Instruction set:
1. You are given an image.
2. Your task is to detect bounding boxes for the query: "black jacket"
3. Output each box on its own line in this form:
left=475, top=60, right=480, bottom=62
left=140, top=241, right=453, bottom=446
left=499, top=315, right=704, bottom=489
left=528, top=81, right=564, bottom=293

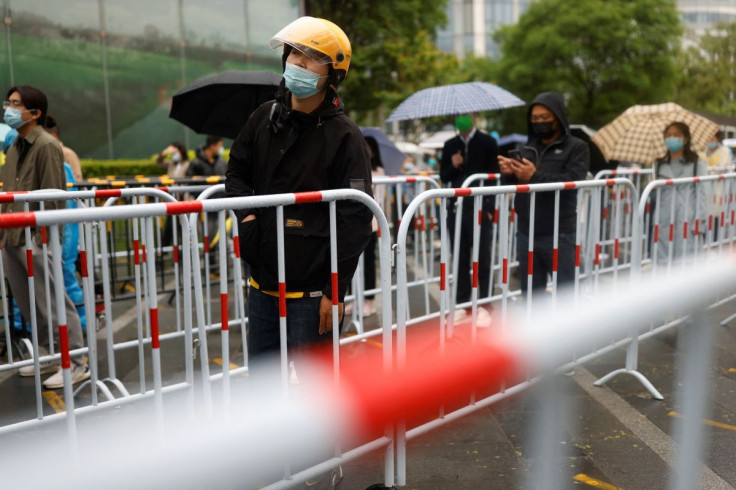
left=187, top=147, right=228, bottom=177
left=439, top=129, right=499, bottom=218
left=502, top=92, right=589, bottom=235
left=225, top=87, right=372, bottom=302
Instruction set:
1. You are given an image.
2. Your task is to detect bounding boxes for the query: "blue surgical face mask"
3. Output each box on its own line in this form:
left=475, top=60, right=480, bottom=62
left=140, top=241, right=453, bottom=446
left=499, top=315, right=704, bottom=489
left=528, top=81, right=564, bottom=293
left=172, top=152, right=182, bottom=163
left=707, top=141, right=719, bottom=151
left=283, top=62, right=326, bottom=99
left=217, top=147, right=224, bottom=157
left=665, top=137, right=683, bottom=153
left=3, top=108, right=26, bottom=129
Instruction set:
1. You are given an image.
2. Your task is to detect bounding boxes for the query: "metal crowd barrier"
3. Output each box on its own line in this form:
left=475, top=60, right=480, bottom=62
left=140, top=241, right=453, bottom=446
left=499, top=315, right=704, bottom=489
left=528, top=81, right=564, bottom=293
left=0, top=188, right=396, bottom=489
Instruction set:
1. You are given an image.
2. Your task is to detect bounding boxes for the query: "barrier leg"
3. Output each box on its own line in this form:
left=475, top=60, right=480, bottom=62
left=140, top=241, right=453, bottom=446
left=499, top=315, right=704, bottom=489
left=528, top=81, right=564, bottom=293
left=593, top=336, right=663, bottom=400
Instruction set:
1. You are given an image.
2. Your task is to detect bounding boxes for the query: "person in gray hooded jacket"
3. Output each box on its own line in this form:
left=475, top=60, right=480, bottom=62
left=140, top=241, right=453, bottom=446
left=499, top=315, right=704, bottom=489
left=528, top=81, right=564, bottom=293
left=498, top=91, right=589, bottom=294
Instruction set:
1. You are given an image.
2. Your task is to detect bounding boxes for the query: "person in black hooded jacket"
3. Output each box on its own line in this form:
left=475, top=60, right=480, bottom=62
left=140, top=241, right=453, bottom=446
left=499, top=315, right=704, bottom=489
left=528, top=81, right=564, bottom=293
left=225, top=17, right=372, bottom=365
left=498, top=91, right=589, bottom=294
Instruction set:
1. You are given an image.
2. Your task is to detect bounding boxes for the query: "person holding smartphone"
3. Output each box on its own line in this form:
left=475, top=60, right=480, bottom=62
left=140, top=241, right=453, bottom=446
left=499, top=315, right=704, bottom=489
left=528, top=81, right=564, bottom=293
left=498, top=91, right=589, bottom=297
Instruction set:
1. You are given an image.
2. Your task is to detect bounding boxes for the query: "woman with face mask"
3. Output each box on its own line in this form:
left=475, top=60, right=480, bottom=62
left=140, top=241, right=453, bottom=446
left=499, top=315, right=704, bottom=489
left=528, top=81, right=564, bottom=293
left=156, top=141, right=189, bottom=179
left=653, top=121, right=708, bottom=264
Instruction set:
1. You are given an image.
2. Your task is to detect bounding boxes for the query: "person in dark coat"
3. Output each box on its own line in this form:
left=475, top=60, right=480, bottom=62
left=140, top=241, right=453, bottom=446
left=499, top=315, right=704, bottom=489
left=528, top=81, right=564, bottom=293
left=225, top=17, right=372, bottom=367
left=498, top=91, right=589, bottom=294
left=440, top=114, right=499, bottom=320
left=187, top=135, right=227, bottom=177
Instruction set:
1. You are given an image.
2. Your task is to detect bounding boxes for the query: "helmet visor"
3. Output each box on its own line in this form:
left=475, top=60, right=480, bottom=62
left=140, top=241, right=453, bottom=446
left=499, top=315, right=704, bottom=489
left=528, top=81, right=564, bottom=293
left=269, top=16, right=339, bottom=65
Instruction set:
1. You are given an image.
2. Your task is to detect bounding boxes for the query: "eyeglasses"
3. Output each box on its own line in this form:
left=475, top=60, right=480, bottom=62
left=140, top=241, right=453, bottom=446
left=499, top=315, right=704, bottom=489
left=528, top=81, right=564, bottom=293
left=2, top=100, right=24, bottom=110
left=530, top=115, right=554, bottom=123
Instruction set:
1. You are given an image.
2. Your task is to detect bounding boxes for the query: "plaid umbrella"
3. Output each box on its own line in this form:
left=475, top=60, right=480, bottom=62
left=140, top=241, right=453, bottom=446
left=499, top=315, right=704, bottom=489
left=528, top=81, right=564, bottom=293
left=385, top=82, right=525, bottom=122
left=591, top=103, right=720, bottom=165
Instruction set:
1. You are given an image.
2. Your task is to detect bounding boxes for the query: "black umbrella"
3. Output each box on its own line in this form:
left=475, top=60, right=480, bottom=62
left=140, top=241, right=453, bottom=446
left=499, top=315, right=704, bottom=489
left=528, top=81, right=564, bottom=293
left=569, top=124, right=611, bottom=175
left=170, top=70, right=282, bottom=139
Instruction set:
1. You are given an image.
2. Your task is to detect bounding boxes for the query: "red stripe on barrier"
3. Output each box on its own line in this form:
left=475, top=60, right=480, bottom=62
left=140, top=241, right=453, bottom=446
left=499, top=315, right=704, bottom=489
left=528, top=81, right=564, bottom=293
left=722, top=212, right=726, bottom=227
left=279, top=283, right=286, bottom=318
left=94, top=189, right=122, bottom=199
left=693, top=176, right=701, bottom=183
left=150, top=308, right=160, bottom=349
left=510, top=209, right=515, bottom=223
left=430, top=218, right=436, bottom=230
left=440, top=263, right=446, bottom=291
left=165, top=201, right=203, bottom=215
left=615, top=238, right=619, bottom=259
left=595, top=244, right=600, bottom=266
left=80, top=250, right=88, bottom=278
left=204, top=235, right=210, bottom=253
left=563, top=182, right=576, bottom=190
left=603, top=207, right=608, bottom=220
left=575, top=244, right=580, bottom=268
left=294, top=191, right=323, bottom=204
left=174, top=244, right=180, bottom=263
left=502, top=258, right=508, bottom=284
left=552, top=248, right=558, bottom=272
left=493, top=209, right=499, bottom=224
left=718, top=174, right=725, bottom=180
left=142, top=245, right=147, bottom=263
left=59, top=325, right=71, bottom=369
left=516, top=185, right=530, bottom=193
left=0, top=194, right=15, bottom=203
left=646, top=202, right=651, bottom=214
left=0, top=212, right=36, bottom=229
left=683, top=222, right=688, bottom=239
left=232, top=237, right=240, bottom=259
left=477, top=210, right=482, bottom=226
left=134, top=239, right=140, bottom=265
left=406, top=177, right=417, bottom=183
left=654, top=225, right=659, bottom=243
left=156, top=186, right=169, bottom=193
left=421, top=215, right=426, bottom=231
left=527, top=251, right=533, bottom=275
left=377, top=226, right=381, bottom=238
left=625, top=203, right=630, bottom=215
left=695, top=220, right=700, bottom=236
left=454, top=188, right=472, bottom=197
left=665, top=179, right=674, bottom=186
left=669, top=223, right=674, bottom=242
left=41, top=227, right=47, bottom=244
left=221, top=293, right=229, bottom=331
left=606, top=179, right=615, bottom=186
left=487, top=173, right=498, bottom=180
left=331, top=272, right=339, bottom=306
left=610, top=170, right=618, bottom=175
left=26, top=249, right=33, bottom=277
left=472, top=261, right=478, bottom=288
left=732, top=210, right=735, bottom=226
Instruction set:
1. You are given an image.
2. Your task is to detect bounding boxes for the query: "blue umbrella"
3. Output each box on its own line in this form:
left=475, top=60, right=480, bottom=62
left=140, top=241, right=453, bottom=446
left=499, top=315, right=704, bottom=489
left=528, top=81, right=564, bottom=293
left=386, top=82, right=525, bottom=122
left=360, top=127, right=406, bottom=176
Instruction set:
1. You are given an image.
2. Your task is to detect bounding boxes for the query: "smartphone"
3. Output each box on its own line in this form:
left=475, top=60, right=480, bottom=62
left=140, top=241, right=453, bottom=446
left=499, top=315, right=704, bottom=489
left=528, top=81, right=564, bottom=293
left=508, top=149, right=522, bottom=161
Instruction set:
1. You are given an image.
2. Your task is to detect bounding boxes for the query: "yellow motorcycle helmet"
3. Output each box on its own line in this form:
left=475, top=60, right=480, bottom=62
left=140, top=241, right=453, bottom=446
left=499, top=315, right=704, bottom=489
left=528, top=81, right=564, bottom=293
left=270, top=16, right=351, bottom=85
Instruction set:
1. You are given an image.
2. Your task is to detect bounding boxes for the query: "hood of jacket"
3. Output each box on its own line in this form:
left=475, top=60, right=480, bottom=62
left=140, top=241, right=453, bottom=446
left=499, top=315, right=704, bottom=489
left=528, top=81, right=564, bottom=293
left=527, top=91, right=570, bottom=141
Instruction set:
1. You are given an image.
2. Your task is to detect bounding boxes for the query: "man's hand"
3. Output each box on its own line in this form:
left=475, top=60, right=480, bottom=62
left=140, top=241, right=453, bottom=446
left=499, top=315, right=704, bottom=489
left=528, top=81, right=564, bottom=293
left=319, top=295, right=344, bottom=335
left=451, top=150, right=464, bottom=169
left=510, top=157, right=536, bottom=182
left=497, top=156, right=515, bottom=175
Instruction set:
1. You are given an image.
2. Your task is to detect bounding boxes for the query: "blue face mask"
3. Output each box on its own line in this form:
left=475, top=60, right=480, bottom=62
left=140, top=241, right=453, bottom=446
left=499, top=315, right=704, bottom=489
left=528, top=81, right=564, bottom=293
left=3, top=108, right=26, bottom=129
left=707, top=142, right=719, bottom=151
left=665, top=137, right=683, bottom=153
left=172, top=152, right=181, bottom=163
left=217, top=146, right=224, bottom=157
left=283, top=62, right=326, bottom=99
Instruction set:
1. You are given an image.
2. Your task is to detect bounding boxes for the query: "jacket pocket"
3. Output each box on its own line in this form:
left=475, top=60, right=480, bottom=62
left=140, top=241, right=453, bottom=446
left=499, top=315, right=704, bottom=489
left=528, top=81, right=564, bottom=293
left=238, top=219, right=259, bottom=267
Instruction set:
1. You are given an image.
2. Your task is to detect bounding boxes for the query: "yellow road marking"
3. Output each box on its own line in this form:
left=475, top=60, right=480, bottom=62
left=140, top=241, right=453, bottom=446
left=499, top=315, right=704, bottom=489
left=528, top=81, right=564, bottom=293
left=668, top=411, right=736, bottom=431
left=212, top=358, right=240, bottom=370
left=343, top=333, right=383, bottom=349
left=573, top=473, right=621, bottom=489
left=42, top=391, right=66, bottom=414
left=123, top=283, right=136, bottom=293
left=728, top=368, right=736, bottom=373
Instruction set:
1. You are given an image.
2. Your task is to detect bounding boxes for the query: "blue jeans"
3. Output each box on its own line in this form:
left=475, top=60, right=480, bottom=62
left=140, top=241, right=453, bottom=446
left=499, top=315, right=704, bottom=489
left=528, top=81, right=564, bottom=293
left=517, top=232, right=576, bottom=294
left=247, top=286, right=331, bottom=373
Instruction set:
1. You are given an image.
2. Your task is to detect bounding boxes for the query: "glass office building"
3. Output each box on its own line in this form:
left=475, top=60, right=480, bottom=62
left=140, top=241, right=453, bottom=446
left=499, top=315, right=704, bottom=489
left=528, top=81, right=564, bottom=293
left=0, top=0, right=298, bottom=158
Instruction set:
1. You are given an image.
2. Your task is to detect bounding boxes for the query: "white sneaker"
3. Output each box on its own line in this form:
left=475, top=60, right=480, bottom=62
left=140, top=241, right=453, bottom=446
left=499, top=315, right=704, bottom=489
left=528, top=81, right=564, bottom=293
left=452, top=308, right=469, bottom=324
left=42, top=364, right=91, bottom=389
left=18, top=359, right=58, bottom=377
left=474, top=307, right=494, bottom=328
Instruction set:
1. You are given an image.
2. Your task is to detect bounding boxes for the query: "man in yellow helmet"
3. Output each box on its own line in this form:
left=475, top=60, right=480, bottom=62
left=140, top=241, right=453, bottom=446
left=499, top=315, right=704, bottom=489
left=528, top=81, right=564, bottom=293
left=225, top=17, right=372, bottom=373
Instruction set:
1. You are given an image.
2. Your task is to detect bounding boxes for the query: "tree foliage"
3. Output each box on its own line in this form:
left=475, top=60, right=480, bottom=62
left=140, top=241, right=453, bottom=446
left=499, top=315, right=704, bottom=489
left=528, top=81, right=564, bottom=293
left=675, top=22, right=736, bottom=117
left=305, top=0, right=455, bottom=125
left=493, top=0, right=682, bottom=129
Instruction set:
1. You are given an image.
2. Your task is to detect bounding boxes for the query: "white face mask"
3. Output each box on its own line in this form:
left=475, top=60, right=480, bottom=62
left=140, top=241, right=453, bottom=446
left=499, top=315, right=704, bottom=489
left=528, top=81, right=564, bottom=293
left=217, top=147, right=224, bottom=157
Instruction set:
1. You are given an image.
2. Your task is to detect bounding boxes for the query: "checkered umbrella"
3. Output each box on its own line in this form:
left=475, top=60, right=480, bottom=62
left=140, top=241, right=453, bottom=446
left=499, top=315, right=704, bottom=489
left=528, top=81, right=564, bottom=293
left=385, top=82, right=525, bottom=122
left=591, top=103, right=719, bottom=165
